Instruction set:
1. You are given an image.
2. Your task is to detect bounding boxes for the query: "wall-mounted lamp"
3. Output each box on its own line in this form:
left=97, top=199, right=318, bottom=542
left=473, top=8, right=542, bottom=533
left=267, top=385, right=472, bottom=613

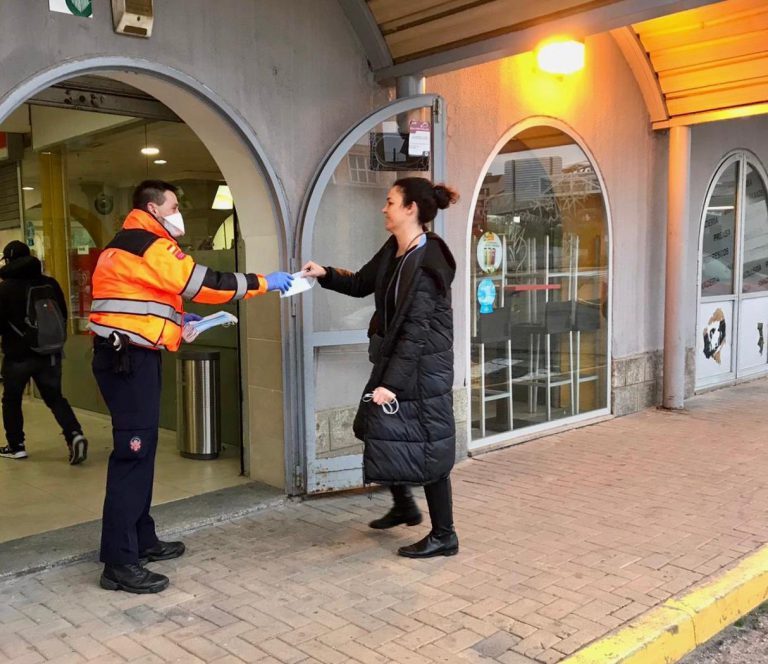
left=536, top=39, right=585, bottom=75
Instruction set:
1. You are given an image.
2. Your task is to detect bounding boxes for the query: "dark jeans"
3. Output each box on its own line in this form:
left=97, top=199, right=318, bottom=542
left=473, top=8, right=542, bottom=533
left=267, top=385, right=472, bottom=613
left=93, top=339, right=161, bottom=565
left=391, top=477, right=454, bottom=537
left=1, top=354, right=81, bottom=450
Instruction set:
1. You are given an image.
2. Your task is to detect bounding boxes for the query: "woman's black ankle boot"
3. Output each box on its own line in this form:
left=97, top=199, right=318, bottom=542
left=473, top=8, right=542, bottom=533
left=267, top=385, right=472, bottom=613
left=369, top=486, right=423, bottom=529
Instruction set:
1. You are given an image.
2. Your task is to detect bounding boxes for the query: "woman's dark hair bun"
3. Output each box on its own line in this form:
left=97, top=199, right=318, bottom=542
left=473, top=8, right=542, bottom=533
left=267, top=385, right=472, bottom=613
left=433, top=184, right=459, bottom=210
left=393, top=177, right=459, bottom=227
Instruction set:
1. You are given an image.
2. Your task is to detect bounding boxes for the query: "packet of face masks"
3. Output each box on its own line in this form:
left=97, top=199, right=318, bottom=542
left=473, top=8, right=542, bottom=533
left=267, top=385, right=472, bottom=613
left=182, top=311, right=238, bottom=343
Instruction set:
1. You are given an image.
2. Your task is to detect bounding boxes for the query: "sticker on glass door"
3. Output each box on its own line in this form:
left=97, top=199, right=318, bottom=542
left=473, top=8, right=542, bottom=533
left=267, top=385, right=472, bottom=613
left=697, top=302, right=732, bottom=382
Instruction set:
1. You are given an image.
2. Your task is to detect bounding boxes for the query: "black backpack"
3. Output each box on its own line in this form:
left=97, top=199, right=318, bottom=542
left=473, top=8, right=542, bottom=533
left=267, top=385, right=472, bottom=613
left=9, top=283, right=67, bottom=355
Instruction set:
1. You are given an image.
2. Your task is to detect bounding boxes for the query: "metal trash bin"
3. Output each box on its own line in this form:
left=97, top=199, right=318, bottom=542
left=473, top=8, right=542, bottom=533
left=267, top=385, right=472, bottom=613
left=176, top=349, right=221, bottom=459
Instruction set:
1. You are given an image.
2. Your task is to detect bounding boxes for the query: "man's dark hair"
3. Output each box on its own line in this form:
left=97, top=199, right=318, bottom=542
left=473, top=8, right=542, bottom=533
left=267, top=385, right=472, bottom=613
left=132, top=180, right=178, bottom=211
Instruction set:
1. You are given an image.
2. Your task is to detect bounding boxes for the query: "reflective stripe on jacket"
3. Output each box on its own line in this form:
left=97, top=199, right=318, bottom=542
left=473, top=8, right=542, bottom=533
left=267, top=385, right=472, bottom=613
left=88, top=209, right=267, bottom=351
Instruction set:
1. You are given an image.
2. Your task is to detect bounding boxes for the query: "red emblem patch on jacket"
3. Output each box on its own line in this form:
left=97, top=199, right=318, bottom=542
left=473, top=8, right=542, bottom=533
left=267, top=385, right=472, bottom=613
left=129, top=437, right=142, bottom=453
left=165, top=244, right=185, bottom=260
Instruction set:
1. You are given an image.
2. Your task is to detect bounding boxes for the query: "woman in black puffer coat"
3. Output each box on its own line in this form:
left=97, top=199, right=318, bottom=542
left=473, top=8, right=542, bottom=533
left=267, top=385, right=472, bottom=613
left=303, top=177, right=459, bottom=558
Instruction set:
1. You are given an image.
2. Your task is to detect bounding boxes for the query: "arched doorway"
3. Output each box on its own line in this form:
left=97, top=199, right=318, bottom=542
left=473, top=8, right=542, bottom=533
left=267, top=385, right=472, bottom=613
left=0, top=62, right=292, bottom=540
left=467, top=121, right=612, bottom=449
left=696, top=152, right=768, bottom=389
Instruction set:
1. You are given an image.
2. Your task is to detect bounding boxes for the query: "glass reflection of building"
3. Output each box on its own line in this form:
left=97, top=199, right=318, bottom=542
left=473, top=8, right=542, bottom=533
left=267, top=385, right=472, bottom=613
left=470, top=127, right=609, bottom=441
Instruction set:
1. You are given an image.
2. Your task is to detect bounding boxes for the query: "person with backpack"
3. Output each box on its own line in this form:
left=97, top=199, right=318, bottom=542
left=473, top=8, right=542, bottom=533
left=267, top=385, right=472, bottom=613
left=0, top=240, right=88, bottom=464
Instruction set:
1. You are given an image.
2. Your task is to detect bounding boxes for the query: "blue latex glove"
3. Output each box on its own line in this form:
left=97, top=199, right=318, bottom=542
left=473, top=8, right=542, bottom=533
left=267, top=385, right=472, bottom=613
left=265, top=271, right=294, bottom=294
left=183, top=312, right=203, bottom=325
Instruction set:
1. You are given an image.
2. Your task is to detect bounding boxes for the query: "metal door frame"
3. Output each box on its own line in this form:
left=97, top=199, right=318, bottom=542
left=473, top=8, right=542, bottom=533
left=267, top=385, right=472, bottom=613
left=295, top=94, right=445, bottom=493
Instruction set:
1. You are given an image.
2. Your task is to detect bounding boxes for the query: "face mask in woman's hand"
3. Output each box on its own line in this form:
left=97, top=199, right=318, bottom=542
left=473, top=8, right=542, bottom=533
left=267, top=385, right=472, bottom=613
left=362, top=393, right=399, bottom=415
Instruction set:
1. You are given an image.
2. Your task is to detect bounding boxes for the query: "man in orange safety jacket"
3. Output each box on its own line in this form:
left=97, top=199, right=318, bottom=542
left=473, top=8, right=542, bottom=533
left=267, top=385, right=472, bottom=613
left=90, top=180, right=292, bottom=594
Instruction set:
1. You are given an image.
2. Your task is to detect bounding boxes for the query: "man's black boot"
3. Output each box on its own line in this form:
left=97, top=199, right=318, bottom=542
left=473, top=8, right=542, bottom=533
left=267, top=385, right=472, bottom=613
left=397, top=531, right=459, bottom=558
left=100, top=564, right=169, bottom=594
left=139, top=540, right=185, bottom=562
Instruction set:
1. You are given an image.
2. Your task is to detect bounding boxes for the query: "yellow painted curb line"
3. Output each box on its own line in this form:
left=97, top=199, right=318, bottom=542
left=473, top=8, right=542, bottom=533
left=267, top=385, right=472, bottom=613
left=563, top=545, right=768, bottom=663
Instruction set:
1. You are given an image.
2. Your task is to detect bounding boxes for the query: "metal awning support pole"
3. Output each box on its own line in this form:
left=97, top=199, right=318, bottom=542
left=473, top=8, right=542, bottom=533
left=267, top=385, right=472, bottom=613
left=663, top=125, right=691, bottom=409
left=396, top=76, right=425, bottom=98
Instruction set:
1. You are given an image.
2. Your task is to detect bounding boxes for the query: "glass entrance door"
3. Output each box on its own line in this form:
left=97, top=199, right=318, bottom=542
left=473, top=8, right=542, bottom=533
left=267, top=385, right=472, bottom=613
left=697, top=153, right=768, bottom=388
left=298, top=95, right=444, bottom=493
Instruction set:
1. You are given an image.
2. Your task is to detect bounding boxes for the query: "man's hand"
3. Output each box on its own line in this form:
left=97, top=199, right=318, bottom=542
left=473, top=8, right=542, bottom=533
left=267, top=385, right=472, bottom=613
left=265, top=272, right=294, bottom=294
left=182, top=312, right=203, bottom=325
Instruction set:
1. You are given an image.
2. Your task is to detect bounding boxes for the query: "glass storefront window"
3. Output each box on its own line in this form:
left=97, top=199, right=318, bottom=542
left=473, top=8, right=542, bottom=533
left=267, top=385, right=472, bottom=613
left=741, top=164, right=768, bottom=294
left=470, top=126, right=609, bottom=441
left=701, top=162, right=738, bottom=297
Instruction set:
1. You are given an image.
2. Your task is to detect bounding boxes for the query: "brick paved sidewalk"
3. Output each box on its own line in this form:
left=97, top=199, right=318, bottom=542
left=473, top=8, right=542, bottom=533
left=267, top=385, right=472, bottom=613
left=3, top=379, right=768, bottom=663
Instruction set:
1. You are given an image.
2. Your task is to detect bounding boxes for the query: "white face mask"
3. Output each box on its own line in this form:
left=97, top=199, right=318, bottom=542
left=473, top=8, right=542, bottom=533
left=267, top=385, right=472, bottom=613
left=162, top=211, right=185, bottom=238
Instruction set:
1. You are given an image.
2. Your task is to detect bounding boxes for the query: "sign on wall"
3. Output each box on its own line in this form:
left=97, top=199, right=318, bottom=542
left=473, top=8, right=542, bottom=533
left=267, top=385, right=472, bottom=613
left=49, top=0, right=93, bottom=18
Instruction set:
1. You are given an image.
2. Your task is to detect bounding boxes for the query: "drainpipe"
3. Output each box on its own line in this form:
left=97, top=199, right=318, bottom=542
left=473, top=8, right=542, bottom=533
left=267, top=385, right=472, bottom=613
left=663, top=125, right=691, bottom=409
left=396, top=75, right=425, bottom=98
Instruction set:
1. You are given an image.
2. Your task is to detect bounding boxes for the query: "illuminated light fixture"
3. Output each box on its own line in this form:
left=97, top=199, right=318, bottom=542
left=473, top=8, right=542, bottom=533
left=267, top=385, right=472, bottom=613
left=21, top=186, right=34, bottom=191
left=211, top=184, right=234, bottom=210
left=707, top=205, right=734, bottom=210
left=141, top=146, right=160, bottom=156
left=536, top=39, right=585, bottom=75
left=153, top=159, right=167, bottom=165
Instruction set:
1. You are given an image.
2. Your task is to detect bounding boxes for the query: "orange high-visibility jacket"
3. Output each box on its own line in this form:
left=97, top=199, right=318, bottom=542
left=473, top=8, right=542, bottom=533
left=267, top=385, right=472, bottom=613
left=88, top=209, right=267, bottom=351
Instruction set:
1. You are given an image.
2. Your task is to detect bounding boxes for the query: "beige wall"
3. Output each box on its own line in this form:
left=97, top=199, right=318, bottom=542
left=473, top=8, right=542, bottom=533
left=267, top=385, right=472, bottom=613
left=0, top=227, right=22, bottom=250
left=244, top=294, right=285, bottom=488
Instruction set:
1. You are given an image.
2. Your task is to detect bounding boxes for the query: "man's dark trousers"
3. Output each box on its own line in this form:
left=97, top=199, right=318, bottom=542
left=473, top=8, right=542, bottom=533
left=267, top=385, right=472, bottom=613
left=1, top=354, right=81, bottom=450
left=93, top=339, right=162, bottom=565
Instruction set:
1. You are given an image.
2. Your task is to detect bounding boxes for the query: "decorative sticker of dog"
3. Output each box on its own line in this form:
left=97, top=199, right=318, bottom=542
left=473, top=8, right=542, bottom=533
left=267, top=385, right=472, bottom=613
left=702, top=308, right=727, bottom=364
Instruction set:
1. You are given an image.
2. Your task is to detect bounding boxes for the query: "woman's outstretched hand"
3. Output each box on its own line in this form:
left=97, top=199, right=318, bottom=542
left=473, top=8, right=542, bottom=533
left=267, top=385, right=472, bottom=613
left=302, top=261, right=327, bottom=278
left=372, top=386, right=396, bottom=405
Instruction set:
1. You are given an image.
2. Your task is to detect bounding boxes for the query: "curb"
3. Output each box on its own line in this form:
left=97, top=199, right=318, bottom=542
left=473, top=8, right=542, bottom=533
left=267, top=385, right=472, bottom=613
left=563, top=545, right=768, bottom=663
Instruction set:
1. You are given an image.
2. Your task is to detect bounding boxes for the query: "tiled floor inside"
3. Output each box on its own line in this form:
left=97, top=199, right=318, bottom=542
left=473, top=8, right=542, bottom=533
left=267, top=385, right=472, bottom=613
left=0, top=398, right=247, bottom=543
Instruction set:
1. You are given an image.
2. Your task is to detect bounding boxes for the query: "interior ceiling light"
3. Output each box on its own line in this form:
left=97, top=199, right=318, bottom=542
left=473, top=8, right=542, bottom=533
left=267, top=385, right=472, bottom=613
left=21, top=186, right=34, bottom=191
left=153, top=159, right=167, bottom=165
left=211, top=184, right=234, bottom=210
left=536, top=39, right=585, bottom=75
left=141, top=146, right=160, bottom=156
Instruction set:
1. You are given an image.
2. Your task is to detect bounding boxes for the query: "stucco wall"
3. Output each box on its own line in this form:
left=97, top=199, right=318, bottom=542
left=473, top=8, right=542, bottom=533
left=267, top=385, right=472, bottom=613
left=427, top=32, right=667, bottom=391
left=0, top=1, right=384, bottom=219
